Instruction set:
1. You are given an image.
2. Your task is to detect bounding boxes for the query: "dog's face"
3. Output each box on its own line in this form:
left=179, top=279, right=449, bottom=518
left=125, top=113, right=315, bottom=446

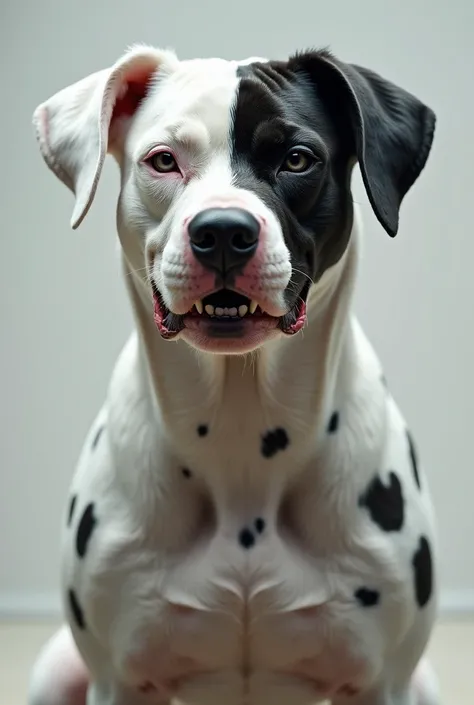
left=120, top=56, right=354, bottom=353
left=34, top=47, right=435, bottom=354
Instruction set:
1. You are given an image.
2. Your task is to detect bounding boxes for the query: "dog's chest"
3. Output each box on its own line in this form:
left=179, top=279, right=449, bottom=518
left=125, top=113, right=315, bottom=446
left=70, top=341, right=430, bottom=701
left=86, top=458, right=403, bottom=703
left=81, top=387, right=412, bottom=699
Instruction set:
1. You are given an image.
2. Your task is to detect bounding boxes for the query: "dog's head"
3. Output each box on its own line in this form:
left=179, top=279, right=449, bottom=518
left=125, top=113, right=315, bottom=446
left=34, top=46, right=435, bottom=354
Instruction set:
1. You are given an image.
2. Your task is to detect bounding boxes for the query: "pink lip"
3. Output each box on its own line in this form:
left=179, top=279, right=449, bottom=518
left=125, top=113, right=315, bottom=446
left=153, top=292, right=180, bottom=339
left=287, top=300, right=307, bottom=334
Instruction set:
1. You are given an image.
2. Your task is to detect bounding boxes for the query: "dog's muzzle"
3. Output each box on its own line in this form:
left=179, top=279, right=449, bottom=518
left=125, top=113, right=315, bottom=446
left=188, top=207, right=260, bottom=281
left=152, top=206, right=308, bottom=347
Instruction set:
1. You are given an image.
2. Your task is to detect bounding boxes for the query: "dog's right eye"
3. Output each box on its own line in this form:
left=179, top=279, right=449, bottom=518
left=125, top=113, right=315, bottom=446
left=148, top=151, right=179, bottom=173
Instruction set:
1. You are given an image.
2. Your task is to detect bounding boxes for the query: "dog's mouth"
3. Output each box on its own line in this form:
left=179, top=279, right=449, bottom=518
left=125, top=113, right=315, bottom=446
left=152, top=285, right=308, bottom=341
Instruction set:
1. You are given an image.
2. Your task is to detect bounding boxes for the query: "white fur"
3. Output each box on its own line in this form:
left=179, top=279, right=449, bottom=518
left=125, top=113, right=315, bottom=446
left=30, top=48, right=440, bottom=705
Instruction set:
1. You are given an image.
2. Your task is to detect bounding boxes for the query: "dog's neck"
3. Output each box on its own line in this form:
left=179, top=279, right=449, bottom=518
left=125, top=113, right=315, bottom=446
left=120, top=214, right=360, bottom=446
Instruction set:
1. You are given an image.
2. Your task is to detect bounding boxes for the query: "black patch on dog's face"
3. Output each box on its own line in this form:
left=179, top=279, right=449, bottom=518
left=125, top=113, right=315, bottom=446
left=261, top=428, right=289, bottom=458
left=182, top=467, right=192, bottom=478
left=197, top=424, right=208, bottom=437
left=68, top=589, right=86, bottom=629
left=412, top=536, right=433, bottom=608
left=76, top=503, right=97, bottom=558
left=359, top=471, right=404, bottom=532
left=354, top=587, right=380, bottom=607
left=232, top=62, right=354, bottom=310
left=231, top=52, right=436, bottom=303
left=67, top=495, right=77, bottom=527
left=255, top=517, right=265, bottom=533
left=407, top=430, right=421, bottom=490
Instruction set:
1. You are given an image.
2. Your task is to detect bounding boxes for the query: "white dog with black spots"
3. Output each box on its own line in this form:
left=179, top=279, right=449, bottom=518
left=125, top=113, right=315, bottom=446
left=29, top=45, right=440, bottom=705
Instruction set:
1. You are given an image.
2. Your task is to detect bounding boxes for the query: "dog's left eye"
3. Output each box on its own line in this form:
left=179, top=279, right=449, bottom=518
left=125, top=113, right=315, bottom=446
left=148, top=151, right=179, bottom=173
left=280, top=148, right=316, bottom=174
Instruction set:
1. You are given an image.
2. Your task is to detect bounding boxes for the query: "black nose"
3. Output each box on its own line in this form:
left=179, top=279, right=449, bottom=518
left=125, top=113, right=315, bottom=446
left=188, top=208, right=260, bottom=276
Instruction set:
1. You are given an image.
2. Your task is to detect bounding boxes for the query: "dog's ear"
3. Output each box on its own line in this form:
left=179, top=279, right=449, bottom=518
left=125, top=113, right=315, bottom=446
left=289, top=50, right=436, bottom=236
left=33, top=45, right=178, bottom=229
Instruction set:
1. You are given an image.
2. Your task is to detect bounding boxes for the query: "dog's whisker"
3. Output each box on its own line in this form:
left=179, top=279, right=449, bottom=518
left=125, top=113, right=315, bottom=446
left=291, top=268, right=315, bottom=286
left=123, top=265, right=151, bottom=279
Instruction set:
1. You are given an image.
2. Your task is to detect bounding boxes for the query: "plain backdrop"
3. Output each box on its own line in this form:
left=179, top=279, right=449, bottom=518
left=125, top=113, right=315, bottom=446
left=1, top=0, right=473, bottom=617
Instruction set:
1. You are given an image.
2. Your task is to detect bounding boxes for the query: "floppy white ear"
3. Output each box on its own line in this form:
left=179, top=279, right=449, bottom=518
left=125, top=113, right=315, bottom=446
left=33, top=45, right=178, bottom=229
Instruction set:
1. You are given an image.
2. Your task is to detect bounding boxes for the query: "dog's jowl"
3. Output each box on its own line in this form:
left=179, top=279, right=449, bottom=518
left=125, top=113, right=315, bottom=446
left=29, top=46, right=440, bottom=705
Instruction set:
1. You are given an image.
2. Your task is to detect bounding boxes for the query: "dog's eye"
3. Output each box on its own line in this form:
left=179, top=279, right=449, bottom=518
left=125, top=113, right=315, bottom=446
left=149, top=151, right=178, bottom=173
left=280, top=149, right=315, bottom=174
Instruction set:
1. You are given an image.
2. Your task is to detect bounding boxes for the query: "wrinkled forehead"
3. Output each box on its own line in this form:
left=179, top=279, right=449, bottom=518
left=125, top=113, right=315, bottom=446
left=132, top=56, right=272, bottom=152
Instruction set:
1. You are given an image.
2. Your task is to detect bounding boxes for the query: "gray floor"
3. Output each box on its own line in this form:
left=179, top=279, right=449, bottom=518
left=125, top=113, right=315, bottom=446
left=1, top=619, right=472, bottom=704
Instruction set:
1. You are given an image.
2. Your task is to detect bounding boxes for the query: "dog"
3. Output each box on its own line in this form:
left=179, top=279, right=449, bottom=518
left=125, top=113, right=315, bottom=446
left=29, top=45, right=439, bottom=705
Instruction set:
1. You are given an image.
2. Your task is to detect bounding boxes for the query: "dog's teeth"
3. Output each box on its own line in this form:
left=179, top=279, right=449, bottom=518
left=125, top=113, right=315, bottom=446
left=249, top=300, right=258, bottom=314
left=195, top=300, right=203, bottom=314
left=204, top=303, right=251, bottom=318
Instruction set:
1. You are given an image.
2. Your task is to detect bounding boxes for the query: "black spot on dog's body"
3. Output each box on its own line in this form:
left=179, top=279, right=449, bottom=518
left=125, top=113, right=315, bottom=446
left=197, top=424, right=208, bottom=437
left=255, top=517, right=265, bottom=533
left=355, top=587, right=380, bottom=607
left=328, top=411, right=339, bottom=433
left=412, top=536, right=433, bottom=608
left=67, top=495, right=77, bottom=527
left=238, top=528, right=256, bottom=549
left=92, top=425, right=104, bottom=450
left=76, top=503, right=97, bottom=558
left=261, top=428, right=289, bottom=458
left=407, top=430, right=421, bottom=490
left=359, top=471, right=404, bottom=532
left=182, top=467, right=192, bottom=478
left=68, top=589, right=86, bottom=629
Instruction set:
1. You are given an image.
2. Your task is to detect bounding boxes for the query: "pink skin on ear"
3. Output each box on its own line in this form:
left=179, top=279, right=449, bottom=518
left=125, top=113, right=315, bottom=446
left=113, top=68, right=155, bottom=118
left=108, top=69, right=157, bottom=150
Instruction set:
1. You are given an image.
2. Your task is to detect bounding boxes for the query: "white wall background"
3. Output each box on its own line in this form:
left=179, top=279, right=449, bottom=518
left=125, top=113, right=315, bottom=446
left=1, top=0, right=473, bottom=617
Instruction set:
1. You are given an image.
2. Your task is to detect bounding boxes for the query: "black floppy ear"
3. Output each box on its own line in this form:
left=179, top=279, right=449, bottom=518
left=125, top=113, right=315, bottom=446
left=289, top=51, right=436, bottom=236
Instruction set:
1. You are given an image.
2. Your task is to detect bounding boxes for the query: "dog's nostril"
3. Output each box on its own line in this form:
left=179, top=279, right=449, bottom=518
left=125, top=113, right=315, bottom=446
left=194, top=230, right=216, bottom=251
left=231, top=229, right=258, bottom=251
